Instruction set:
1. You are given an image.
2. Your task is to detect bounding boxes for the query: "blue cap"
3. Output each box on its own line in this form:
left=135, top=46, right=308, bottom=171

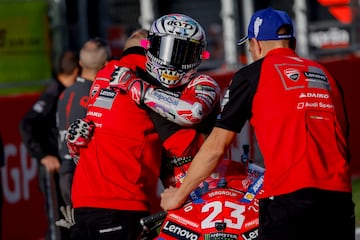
left=237, top=7, right=294, bottom=45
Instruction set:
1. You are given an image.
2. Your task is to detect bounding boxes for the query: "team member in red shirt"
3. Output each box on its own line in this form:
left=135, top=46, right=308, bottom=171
left=67, top=15, right=221, bottom=240
left=161, top=8, right=355, bottom=240
left=57, top=37, right=111, bottom=207
left=67, top=29, right=159, bottom=240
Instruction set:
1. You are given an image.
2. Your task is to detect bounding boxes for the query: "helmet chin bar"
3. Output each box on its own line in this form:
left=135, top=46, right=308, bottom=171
left=146, top=55, right=196, bottom=89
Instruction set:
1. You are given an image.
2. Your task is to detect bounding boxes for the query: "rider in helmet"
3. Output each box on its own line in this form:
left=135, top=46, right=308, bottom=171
left=123, top=14, right=222, bottom=187
left=67, top=14, right=222, bottom=189
left=122, top=14, right=220, bottom=127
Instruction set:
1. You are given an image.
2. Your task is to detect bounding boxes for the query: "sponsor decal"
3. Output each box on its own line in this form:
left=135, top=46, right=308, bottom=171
left=241, top=228, right=258, bottom=240
left=299, top=92, right=329, bottom=99
left=204, top=232, right=238, bottom=240
left=284, top=68, right=300, bottom=81
left=93, top=89, right=116, bottom=109
left=87, top=111, right=102, bottom=118
left=250, top=176, right=263, bottom=193
left=244, top=219, right=258, bottom=229
left=304, top=71, right=327, bottom=82
left=243, top=192, right=255, bottom=201
left=319, top=102, right=334, bottom=109
left=240, top=175, right=263, bottom=203
left=189, top=181, right=210, bottom=201
left=304, top=67, right=330, bottom=90
left=165, top=19, right=195, bottom=37
left=296, top=101, right=334, bottom=110
left=171, top=156, right=193, bottom=167
left=168, top=213, right=199, bottom=228
left=90, top=83, right=102, bottom=98
left=166, top=20, right=194, bottom=30
left=162, top=220, right=200, bottom=240
left=277, top=65, right=329, bottom=91
left=150, top=89, right=180, bottom=105
left=99, top=89, right=116, bottom=98
left=208, top=190, right=237, bottom=198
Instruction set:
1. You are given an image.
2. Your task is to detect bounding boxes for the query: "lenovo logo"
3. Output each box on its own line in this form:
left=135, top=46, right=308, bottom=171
left=241, top=228, right=258, bottom=240
left=162, top=220, right=200, bottom=240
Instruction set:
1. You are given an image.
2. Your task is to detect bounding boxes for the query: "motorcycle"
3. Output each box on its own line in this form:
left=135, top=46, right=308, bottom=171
left=139, top=145, right=265, bottom=240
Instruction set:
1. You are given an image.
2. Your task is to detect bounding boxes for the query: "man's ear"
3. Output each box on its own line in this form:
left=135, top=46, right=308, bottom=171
left=253, top=39, right=264, bottom=58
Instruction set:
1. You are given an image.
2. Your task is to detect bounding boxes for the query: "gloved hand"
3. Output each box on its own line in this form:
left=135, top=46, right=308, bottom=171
left=55, top=205, right=75, bottom=229
left=128, top=79, right=150, bottom=105
left=66, top=118, right=95, bottom=164
left=109, top=66, right=149, bottom=104
left=110, top=66, right=137, bottom=93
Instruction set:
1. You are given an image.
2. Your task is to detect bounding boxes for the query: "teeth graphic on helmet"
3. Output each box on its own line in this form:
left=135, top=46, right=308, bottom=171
left=161, top=73, right=179, bottom=81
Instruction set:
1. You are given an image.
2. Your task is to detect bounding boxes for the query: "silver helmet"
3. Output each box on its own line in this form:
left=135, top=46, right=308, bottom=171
left=145, top=14, right=208, bottom=88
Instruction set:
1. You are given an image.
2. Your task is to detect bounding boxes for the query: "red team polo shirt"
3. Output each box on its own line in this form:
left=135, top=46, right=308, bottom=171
left=71, top=47, right=163, bottom=211
left=216, top=48, right=351, bottom=198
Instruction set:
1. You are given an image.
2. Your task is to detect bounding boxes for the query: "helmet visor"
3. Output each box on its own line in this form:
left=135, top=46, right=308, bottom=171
left=147, top=34, right=204, bottom=70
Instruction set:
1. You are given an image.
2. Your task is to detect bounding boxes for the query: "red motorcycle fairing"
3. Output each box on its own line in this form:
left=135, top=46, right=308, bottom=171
left=156, top=161, right=264, bottom=240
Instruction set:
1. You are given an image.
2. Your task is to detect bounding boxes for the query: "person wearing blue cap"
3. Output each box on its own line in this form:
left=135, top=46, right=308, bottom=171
left=160, top=7, right=355, bottom=240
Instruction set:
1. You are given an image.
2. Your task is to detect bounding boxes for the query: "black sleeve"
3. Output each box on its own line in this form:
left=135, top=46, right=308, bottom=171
left=215, top=61, right=261, bottom=133
left=19, top=80, right=64, bottom=162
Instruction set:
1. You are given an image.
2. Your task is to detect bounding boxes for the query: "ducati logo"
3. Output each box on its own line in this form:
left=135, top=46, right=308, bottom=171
left=284, top=68, right=300, bottom=81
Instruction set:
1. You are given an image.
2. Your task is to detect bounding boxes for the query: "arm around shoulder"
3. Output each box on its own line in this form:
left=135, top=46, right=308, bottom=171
left=160, top=127, right=236, bottom=210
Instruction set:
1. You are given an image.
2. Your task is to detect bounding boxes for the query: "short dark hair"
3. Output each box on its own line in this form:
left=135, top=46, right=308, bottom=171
left=58, top=50, right=79, bottom=74
left=87, top=37, right=111, bottom=60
